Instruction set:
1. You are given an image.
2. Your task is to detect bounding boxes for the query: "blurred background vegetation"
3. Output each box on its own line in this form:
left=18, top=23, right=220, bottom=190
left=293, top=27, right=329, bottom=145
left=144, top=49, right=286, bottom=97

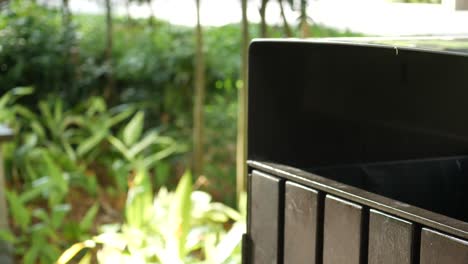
left=0, top=0, right=360, bottom=263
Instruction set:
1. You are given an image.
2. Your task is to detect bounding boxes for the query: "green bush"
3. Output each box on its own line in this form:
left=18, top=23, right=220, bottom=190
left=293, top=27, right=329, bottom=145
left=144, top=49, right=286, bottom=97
left=57, top=172, right=245, bottom=264
left=0, top=88, right=244, bottom=264
left=0, top=1, right=83, bottom=102
left=0, top=89, right=184, bottom=263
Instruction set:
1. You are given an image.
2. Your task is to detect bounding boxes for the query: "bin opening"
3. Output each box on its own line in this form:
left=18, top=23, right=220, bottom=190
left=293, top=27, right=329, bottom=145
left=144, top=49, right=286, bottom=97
left=248, top=40, right=468, bottom=224
left=308, top=156, right=468, bottom=222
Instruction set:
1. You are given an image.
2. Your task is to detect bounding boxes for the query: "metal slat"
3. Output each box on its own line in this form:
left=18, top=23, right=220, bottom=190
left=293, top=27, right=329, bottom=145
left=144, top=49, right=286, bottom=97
left=283, top=181, right=320, bottom=264
left=250, top=170, right=283, bottom=264
left=420, top=228, right=468, bottom=264
left=368, top=209, right=414, bottom=264
left=323, top=195, right=364, bottom=264
left=248, top=161, right=468, bottom=240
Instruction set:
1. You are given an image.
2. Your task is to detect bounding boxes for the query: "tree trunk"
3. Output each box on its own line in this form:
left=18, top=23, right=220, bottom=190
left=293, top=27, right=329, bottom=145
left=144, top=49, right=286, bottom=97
left=104, top=0, right=114, bottom=101
left=278, top=0, right=292, bottom=37
left=300, top=20, right=310, bottom=38
left=125, top=0, right=132, bottom=23
left=236, top=0, right=249, bottom=201
left=193, top=0, right=205, bottom=178
left=299, top=0, right=310, bottom=38
left=62, top=0, right=81, bottom=100
left=62, top=0, right=71, bottom=28
left=62, top=0, right=72, bottom=70
left=259, top=0, right=268, bottom=38
left=148, top=0, right=155, bottom=26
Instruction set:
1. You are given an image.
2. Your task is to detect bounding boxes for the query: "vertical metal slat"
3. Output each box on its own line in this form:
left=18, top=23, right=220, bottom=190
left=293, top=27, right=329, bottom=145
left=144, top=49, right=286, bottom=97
left=250, top=170, right=283, bottom=264
left=323, top=195, right=364, bottom=264
left=368, top=209, right=414, bottom=264
left=420, top=228, right=468, bottom=264
left=283, top=181, right=319, bottom=264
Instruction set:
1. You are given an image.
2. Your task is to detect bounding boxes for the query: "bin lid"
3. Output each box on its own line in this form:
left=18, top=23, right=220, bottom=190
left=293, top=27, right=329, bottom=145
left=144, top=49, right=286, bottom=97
left=248, top=39, right=468, bottom=167
left=320, top=36, right=468, bottom=54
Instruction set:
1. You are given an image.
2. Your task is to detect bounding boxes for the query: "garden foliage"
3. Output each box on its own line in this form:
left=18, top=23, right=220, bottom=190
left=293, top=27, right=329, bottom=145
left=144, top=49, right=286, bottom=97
left=0, top=1, right=360, bottom=262
left=57, top=172, right=246, bottom=264
left=0, top=88, right=184, bottom=263
left=0, top=0, right=359, bottom=203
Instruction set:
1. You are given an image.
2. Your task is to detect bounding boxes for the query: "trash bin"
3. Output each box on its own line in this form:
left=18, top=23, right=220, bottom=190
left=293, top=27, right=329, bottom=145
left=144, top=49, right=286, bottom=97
left=244, top=39, right=468, bottom=264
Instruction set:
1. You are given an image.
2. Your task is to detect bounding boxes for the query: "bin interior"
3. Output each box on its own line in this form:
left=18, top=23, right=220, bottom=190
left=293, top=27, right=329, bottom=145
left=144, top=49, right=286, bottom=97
left=248, top=40, right=468, bottom=223
left=308, top=156, right=468, bottom=222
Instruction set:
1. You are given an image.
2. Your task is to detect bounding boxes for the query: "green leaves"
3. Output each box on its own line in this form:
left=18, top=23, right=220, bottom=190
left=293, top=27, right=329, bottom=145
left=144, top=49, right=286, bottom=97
left=0, top=87, right=34, bottom=126
left=123, top=111, right=145, bottom=146
left=0, top=87, right=33, bottom=109
left=56, top=240, right=96, bottom=264
left=108, top=110, right=182, bottom=181
left=0, top=91, right=145, bottom=264
left=51, top=204, right=72, bottom=229
left=165, top=171, right=192, bottom=262
left=109, top=132, right=161, bottom=161
left=76, top=129, right=107, bottom=157
left=5, top=191, right=31, bottom=231
left=42, top=152, right=68, bottom=207
left=125, top=169, right=153, bottom=229
left=80, top=203, right=100, bottom=232
left=57, top=171, right=244, bottom=264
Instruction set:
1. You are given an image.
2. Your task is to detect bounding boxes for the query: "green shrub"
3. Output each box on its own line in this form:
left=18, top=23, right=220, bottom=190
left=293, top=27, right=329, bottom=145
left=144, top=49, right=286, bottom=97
left=0, top=89, right=184, bottom=263
left=57, top=172, right=246, bottom=264
left=0, top=1, right=82, bottom=102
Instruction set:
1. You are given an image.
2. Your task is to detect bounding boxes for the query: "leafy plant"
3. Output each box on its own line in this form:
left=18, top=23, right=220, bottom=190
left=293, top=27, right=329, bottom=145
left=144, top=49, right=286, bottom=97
left=0, top=90, right=183, bottom=263
left=108, top=110, right=182, bottom=167
left=57, top=172, right=246, bottom=264
left=107, top=109, right=185, bottom=192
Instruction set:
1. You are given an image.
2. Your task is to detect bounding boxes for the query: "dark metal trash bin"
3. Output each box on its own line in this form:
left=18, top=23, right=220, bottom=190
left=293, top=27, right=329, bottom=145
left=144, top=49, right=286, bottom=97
left=244, top=39, right=468, bottom=264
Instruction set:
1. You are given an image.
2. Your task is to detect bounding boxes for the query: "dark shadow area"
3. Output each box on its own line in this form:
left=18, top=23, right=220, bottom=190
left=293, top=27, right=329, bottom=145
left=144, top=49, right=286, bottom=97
left=308, top=156, right=468, bottom=222
left=248, top=40, right=468, bottom=223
